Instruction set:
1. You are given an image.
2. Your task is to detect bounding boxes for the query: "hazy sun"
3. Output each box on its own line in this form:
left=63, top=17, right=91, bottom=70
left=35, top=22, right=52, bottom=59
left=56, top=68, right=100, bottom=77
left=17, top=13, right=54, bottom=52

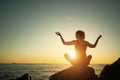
left=70, top=53, right=76, bottom=59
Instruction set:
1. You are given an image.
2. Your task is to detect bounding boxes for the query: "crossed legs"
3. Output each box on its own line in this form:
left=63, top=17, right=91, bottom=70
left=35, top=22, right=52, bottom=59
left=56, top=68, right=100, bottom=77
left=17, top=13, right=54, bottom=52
left=64, top=53, right=92, bottom=66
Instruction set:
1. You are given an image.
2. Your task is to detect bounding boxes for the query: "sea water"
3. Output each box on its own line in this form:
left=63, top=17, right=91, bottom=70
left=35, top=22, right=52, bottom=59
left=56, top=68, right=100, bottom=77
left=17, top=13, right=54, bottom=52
left=0, top=64, right=105, bottom=80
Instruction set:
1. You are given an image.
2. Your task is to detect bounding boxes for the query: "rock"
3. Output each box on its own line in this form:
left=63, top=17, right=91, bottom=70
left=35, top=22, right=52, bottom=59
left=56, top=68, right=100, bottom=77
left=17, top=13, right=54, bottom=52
left=49, top=66, right=98, bottom=80
left=11, top=73, right=34, bottom=80
left=98, top=58, right=120, bottom=80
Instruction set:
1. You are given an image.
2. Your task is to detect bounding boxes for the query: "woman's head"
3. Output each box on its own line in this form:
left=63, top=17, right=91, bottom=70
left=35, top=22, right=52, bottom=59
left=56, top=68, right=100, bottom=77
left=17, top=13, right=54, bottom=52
left=76, top=30, right=85, bottom=40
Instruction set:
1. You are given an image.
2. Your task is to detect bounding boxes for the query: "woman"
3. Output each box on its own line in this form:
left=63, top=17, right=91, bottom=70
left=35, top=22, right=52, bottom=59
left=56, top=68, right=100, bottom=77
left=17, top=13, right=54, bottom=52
left=56, top=30, right=102, bottom=66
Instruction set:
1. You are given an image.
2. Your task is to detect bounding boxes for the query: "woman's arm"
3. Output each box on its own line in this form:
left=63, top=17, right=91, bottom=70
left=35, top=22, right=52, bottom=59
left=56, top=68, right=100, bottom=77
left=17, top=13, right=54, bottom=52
left=55, top=32, right=75, bottom=45
left=87, top=35, right=102, bottom=48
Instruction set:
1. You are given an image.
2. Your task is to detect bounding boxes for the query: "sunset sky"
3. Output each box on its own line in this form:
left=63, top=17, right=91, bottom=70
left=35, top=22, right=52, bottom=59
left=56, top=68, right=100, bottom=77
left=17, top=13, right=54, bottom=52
left=0, top=0, right=120, bottom=64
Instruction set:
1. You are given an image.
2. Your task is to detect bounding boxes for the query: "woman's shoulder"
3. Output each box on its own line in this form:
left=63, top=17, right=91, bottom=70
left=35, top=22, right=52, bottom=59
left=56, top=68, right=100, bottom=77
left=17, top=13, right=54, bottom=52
left=84, top=40, right=89, bottom=44
left=71, top=40, right=78, bottom=43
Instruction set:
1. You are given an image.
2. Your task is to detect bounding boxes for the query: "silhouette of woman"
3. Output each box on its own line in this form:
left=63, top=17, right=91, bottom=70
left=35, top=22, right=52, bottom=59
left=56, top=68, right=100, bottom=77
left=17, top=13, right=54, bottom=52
left=56, top=30, right=102, bottom=66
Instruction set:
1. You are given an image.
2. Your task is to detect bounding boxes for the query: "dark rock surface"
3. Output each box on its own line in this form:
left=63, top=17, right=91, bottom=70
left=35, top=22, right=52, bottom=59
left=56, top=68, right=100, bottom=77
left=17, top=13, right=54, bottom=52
left=11, top=73, right=34, bottom=80
left=49, top=66, right=98, bottom=80
left=49, top=58, right=120, bottom=80
left=98, top=58, right=120, bottom=80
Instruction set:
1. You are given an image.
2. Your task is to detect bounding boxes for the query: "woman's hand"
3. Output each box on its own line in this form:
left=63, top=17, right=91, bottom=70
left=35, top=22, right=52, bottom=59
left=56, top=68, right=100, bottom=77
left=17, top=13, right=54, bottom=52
left=55, top=32, right=61, bottom=36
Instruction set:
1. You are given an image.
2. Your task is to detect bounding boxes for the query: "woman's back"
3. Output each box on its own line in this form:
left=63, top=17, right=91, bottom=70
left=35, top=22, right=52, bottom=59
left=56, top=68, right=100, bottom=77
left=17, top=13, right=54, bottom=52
left=75, top=40, right=87, bottom=60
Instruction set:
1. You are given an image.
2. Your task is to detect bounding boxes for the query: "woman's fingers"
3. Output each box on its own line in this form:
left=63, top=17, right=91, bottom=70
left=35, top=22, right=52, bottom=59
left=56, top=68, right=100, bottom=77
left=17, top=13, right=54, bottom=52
left=55, top=32, right=61, bottom=36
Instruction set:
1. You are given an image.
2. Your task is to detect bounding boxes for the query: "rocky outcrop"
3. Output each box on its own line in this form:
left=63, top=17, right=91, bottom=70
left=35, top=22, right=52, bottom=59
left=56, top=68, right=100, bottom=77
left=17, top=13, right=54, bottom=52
left=49, top=66, right=98, bottom=80
left=49, top=58, right=120, bottom=80
left=98, top=58, right=120, bottom=80
left=11, top=73, right=34, bottom=80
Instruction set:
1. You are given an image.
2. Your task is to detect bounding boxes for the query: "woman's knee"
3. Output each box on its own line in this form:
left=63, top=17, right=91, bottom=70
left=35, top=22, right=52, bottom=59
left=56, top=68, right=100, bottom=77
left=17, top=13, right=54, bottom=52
left=88, top=55, right=92, bottom=59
